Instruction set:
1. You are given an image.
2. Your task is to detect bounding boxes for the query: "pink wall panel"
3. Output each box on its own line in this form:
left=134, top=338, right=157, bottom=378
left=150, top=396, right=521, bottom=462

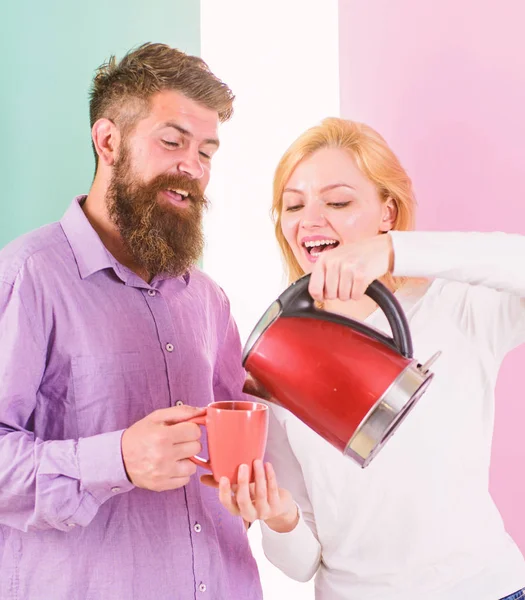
left=339, top=0, right=525, bottom=551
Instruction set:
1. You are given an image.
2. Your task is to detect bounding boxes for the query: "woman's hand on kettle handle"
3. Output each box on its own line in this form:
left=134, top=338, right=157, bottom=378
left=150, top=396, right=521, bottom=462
left=216, top=460, right=299, bottom=533
left=309, top=233, right=395, bottom=302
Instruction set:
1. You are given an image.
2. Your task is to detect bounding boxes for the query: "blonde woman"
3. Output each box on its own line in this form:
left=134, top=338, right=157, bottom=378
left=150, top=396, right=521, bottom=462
left=215, top=118, right=525, bottom=600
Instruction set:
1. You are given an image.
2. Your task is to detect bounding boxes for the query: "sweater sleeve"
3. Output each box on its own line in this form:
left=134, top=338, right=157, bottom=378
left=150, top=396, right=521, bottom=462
left=260, top=406, right=322, bottom=582
left=390, top=230, right=525, bottom=356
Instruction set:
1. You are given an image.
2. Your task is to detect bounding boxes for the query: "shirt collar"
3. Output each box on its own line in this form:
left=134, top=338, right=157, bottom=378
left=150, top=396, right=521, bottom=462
left=60, top=196, right=116, bottom=280
left=60, top=196, right=191, bottom=286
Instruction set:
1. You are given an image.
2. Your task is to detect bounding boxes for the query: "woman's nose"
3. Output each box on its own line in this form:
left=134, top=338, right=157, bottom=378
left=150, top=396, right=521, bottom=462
left=301, top=202, right=326, bottom=228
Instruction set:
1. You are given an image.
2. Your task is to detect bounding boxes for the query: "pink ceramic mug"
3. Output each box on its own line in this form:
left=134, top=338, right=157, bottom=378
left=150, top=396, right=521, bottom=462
left=187, top=400, right=268, bottom=484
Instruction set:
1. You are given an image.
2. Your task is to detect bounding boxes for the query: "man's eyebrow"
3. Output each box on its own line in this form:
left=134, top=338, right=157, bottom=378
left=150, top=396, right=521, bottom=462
left=162, top=122, right=220, bottom=147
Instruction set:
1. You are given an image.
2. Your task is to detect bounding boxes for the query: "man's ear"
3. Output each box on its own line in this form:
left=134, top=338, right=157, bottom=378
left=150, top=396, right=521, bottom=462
left=379, top=196, right=398, bottom=233
left=92, top=118, right=120, bottom=167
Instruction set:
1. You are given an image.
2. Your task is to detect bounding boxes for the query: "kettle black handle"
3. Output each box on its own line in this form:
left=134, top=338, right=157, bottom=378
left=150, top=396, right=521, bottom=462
left=279, top=274, right=413, bottom=359
left=364, top=280, right=413, bottom=358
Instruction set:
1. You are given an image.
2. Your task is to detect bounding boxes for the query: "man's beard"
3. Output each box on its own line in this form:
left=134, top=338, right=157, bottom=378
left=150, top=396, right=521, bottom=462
left=106, top=146, right=206, bottom=278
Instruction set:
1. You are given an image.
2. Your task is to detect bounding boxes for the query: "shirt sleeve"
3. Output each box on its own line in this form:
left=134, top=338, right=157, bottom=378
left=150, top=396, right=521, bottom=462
left=212, top=291, right=249, bottom=401
left=260, top=406, right=322, bottom=582
left=390, top=230, right=525, bottom=357
left=0, top=279, right=133, bottom=533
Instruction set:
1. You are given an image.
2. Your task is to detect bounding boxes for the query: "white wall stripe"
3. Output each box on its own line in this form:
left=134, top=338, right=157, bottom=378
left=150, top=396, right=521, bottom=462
left=200, top=2, right=339, bottom=597
left=200, top=0, right=340, bottom=343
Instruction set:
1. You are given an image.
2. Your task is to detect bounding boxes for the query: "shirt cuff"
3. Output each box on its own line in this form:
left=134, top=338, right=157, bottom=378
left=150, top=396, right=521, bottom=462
left=77, top=430, right=134, bottom=505
left=260, top=504, right=314, bottom=548
left=390, top=230, right=420, bottom=277
left=260, top=504, right=321, bottom=582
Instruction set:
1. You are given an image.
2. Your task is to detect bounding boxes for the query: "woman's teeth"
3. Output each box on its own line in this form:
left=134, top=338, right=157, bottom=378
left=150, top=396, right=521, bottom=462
left=304, top=239, right=338, bottom=248
left=304, top=239, right=339, bottom=255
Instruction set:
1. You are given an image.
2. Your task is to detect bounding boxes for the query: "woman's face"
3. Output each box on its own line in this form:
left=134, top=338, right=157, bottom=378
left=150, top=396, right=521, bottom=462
left=280, top=147, right=396, bottom=274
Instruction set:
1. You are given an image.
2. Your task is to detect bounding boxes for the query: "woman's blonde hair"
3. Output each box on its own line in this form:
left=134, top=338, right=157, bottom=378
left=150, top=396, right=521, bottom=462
left=272, top=117, right=416, bottom=291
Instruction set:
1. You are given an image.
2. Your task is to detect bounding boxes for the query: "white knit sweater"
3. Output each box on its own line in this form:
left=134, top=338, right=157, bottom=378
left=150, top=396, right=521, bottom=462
left=261, top=231, right=525, bottom=600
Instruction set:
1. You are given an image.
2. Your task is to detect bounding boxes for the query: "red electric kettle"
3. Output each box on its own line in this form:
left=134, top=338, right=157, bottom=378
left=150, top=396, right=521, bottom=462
left=242, top=275, right=439, bottom=468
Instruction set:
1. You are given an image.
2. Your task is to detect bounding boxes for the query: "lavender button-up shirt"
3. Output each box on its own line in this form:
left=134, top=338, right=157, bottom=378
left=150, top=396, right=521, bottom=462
left=0, top=197, right=262, bottom=600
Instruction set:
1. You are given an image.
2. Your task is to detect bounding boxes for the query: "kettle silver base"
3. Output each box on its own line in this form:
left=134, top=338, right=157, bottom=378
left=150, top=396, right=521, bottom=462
left=345, top=355, right=439, bottom=468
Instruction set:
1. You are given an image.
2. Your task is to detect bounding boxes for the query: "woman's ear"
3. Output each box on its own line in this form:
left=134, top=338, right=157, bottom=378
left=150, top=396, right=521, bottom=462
left=379, top=196, right=398, bottom=232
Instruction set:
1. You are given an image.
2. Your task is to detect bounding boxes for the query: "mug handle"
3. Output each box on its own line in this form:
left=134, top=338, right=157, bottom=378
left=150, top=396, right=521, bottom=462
left=185, top=415, right=212, bottom=472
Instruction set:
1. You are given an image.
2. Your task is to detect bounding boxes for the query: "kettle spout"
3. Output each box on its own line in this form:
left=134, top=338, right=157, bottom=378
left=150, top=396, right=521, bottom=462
left=418, top=351, right=442, bottom=374
left=243, top=373, right=279, bottom=404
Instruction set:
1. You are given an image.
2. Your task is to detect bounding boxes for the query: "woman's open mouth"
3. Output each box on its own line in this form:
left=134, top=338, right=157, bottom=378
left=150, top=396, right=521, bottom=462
left=302, top=238, right=340, bottom=262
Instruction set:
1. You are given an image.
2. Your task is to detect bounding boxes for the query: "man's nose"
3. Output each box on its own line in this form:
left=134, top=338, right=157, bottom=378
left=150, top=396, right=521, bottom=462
left=177, top=147, right=204, bottom=180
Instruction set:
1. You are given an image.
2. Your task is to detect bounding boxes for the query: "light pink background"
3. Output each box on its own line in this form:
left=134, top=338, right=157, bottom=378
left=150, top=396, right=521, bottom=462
left=339, top=0, right=525, bottom=551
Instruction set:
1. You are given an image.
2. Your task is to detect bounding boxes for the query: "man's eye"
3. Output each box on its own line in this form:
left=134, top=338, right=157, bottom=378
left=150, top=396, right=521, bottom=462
left=199, top=151, right=212, bottom=160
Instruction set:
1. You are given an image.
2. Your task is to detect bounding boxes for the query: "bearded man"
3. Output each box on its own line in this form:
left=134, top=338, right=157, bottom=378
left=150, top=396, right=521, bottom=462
left=0, top=43, right=262, bottom=600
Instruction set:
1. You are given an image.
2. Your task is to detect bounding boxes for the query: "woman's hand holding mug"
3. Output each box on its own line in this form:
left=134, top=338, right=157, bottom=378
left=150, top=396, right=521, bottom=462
left=203, top=459, right=299, bottom=533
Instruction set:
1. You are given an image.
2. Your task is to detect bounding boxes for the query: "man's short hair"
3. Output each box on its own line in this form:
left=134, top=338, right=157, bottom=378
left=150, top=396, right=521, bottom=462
left=89, top=42, right=234, bottom=166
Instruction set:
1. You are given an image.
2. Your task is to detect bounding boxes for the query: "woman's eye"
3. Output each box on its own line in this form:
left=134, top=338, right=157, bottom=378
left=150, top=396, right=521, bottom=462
left=285, top=205, right=303, bottom=212
left=162, top=140, right=180, bottom=147
left=327, top=201, right=351, bottom=208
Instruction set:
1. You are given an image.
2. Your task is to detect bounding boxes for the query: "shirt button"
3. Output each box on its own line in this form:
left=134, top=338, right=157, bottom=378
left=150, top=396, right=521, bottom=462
left=194, top=523, right=202, bottom=533
left=66, top=523, right=76, bottom=528
left=148, top=289, right=156, bottom=296
left=166, top=343, right=174, bottom=352
left=198, top=583, right=207, bottom=593
left=111, top=487, right=121, bottom=493
left=175, top=400, right=184, bottom=407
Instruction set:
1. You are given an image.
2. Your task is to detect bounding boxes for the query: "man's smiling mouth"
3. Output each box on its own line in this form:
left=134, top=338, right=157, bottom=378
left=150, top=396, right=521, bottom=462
left=168, top=188, right=189, bottom=197
left=162, top=188, right=191, bottom=207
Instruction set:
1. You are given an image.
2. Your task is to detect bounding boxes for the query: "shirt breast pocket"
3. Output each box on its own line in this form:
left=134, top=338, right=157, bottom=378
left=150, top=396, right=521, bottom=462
left=71, top=352, right=153, bottom=437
